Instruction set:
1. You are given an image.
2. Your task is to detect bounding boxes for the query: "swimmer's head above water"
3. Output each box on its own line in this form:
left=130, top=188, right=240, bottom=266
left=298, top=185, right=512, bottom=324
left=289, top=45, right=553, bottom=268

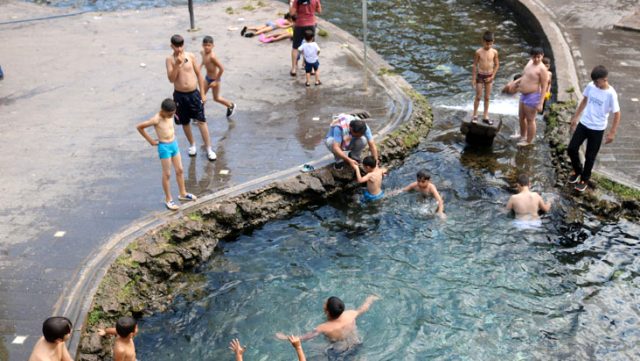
left=325, top=296, right=345, bottom=320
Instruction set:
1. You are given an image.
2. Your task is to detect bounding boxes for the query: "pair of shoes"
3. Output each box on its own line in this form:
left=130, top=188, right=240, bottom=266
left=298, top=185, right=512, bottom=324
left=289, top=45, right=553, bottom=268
left=567, top=172, right=580, bottom=184
left=178, top=193, right=197, bottom=201
left=240, top=26, right=247, bottom=36
left=482, top=118, right=493, bottom=125
left=188, top=144, right=197, bottom=156
left=301, top=164, right=315, bottom=173
left=510, top=133, right=522, bottom=139
left=305, top=82, right=310, bottom=87
left=574, top=180, right=588, bottom=192
left=315, top=81, right=322, bottom=86
left=207, top=149, right=217, bottom=161
left=290, top=70, right=297, bottom=77
left=165, top=200, right=179, bottom=211
left=333, top=162, right=344, bottom=170
left=471, top=115, right=478, bottom=123
left=244, top=32, right=255, bottom=38
left=226, top=102, right=236, bottom=117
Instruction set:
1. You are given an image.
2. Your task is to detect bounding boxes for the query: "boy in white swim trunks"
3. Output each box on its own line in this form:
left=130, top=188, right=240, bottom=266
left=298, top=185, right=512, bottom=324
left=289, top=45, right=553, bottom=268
left=136, top=99, right=197, bottom=210
left=506, top=174, right=552, bottom=223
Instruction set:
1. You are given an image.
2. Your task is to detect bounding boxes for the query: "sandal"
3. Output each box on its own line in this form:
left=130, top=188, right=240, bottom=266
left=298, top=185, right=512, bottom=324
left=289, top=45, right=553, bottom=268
left=305, top=82, right=310, bottom=87
left=178, top=193, right=197, bottom=202
left=290, top=70, right=297, bottom=77
left=471, top=115, right=478, bottom=123
left=482, top=118, right=494, bottom=125
left=165, top=200, right=179, bottom=211
left=315, top=81, right=322, bottom=86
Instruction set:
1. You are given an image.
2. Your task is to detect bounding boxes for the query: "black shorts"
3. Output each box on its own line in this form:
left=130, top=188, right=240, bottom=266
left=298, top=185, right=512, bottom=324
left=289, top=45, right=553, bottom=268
left=292, top=25, right=316, bottom=49
left=173, top=89, right=205, bottom=125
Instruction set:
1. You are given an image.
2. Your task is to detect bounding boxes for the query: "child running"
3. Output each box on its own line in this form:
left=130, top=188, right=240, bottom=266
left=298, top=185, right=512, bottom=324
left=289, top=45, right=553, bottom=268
left=351, top=155, right=386, bottom=202
left=472, top=31, right=499, bottom=125
left=200, top=36, right=236, bottom=118
left=241, top=13, right=294, bottom=37
left=98, top=317, right=138, bottom=361
left=401, top=170, right=445, bottom=218
left=297, top=30, right=321, bottom=86
left=136, top=98, right=197, bottom=210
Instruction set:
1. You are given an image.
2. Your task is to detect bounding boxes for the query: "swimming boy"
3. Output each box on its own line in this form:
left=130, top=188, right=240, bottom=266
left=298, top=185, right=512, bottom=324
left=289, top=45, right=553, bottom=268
left=28, top=317, right=73, bottom=361
left=200, top=36, right=236, bottom=118
left=515, top=47, right=548, bottom=146
left=298, top=30, right=321, bottom=86
left=472, top=31, right=499, bottom=125
left=166, top=34, right=217, bottom=161
left=351, top=156, right=387, bottom=202
left=567, top=65, right=621, bottom=192
left=506, top=174, right=551, bottom=221
left=325, top=114, right=378, bottom=170
left=98, top=317, right=138, bottom=361
left=276, top=295, right=379, bottom=344
left=136, top=98, right=197, bottom=211
left=230, top=336, right=307, bottom=361
left=401, top=170, right=445, bottom=218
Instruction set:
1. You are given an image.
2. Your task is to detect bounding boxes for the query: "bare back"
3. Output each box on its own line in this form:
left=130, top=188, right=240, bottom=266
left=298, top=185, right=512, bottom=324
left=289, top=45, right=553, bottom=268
left=475, top=48, right=498, bottom=74
left=519, top=60, right=546, bottom=94
left=113, top=338, right=136, bottom=361
left=316, top=310, right=359, bottom=342
left=166, top=52, right=199, bottom=92
left=507, top=191, right=544, bottom=220
left=366, top=169, right=384, bottom=196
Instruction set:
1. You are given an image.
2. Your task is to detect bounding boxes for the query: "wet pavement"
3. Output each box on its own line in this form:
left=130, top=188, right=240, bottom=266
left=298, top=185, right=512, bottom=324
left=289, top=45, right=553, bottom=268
left=539, top=0, right=640, bottom=188
left=0, top=1, right=397, bottom=359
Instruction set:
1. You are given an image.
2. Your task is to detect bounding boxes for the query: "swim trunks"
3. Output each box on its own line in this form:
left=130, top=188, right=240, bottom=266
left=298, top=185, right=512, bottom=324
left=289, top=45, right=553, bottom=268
left=361, top=189, right=384, bottom=203
left=476, top=72, right=492, bottom=83
left=513, top=219, right=542, bottom=230
left=205, top=75, right=217, bottom=85
left=520, top=92, right=542, bottom=109
left=173, top=89, right=206, bottom=125
left=157, top=139, right=179, bottom=159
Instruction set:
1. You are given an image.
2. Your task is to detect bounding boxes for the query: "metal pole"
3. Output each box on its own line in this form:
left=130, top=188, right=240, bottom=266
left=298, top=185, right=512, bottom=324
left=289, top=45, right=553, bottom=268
left=188, top=0, right=196, bottom=31
left=362, top=0, right=368, bottom=90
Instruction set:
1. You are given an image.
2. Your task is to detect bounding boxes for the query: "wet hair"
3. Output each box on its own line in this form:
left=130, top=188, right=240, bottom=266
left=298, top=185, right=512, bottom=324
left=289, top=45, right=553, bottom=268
left=203, top=35, right=214, bottom=44
left=170, top=34, right=184, bottom=46
left=530, top=47, right=544, bottom=56
left=161, top=98, right=176, bottom=113
left=590, top=65, right=608, bottom=81
left=416, top=170, right=431, bottom=181
left=349, top=120, right=367, bottom=135
left=304, top=29, right=314, bottom=42
left=326, top=297, right=345, bottom=319
left=517, top=174, right=529, bottom=187
left=115, top=317, right=137, bottom=338
left=542, top=57, right=551, bottom=66
left=362, top=156, right=376, bottom=168
left=482, top=31, right=494, bottom=42
left=42, top=317, right=72, bottom=343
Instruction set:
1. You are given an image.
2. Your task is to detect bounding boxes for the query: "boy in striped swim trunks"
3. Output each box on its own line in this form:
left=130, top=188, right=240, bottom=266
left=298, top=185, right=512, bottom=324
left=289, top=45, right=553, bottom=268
left=136, top=99, right=197, bottom=210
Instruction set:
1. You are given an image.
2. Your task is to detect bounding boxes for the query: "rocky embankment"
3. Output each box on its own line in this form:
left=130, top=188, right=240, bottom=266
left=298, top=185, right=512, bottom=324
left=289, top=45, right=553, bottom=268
left=545, top=101, right=640, bottom=222
left=77, top=91, right=433, bottom=361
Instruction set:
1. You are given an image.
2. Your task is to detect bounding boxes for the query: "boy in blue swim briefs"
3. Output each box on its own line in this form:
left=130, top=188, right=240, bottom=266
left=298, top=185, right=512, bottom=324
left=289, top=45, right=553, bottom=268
left=351, top=156, right=387, bottom=202
left=515, top=46, right=548, bottom=146
left=136, top=99, right=197, bottom=211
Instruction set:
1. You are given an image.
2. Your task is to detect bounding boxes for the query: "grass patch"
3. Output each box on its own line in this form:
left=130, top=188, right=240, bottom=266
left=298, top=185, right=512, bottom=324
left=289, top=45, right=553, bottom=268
left=188, top=212, right=203, bottom=222
left=160, top=229, right=172, bottom=241
left=87, top=308, right=104, bottom=326
left=404, top=87, right=431, bottom=112
left=256, top=0, right=266, bottom=6
left=115, top=255, right=139, bottom=269
left=125, top=240, right=138, bottom=252
left=593, top=175, right=640, bottom=201
left=377, top=67, right=396, bottom=76
left=225, top=6, right=234, bottom=14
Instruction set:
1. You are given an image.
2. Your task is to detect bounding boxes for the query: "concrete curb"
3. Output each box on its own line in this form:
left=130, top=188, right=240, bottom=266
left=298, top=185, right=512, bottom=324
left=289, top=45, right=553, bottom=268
left=499, top=0, right=581, bottom=103
left=55, top=7, right=414, bottom=358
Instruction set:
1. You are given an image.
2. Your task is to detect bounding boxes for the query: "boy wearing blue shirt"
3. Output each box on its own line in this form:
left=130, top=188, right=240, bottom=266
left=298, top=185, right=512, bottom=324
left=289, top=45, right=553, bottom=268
left=568, top=65, right=621, bottom=192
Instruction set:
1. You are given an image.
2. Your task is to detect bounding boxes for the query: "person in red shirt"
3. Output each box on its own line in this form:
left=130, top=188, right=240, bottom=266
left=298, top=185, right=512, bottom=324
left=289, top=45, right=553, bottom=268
left=289, top=0, right=322, bottom=76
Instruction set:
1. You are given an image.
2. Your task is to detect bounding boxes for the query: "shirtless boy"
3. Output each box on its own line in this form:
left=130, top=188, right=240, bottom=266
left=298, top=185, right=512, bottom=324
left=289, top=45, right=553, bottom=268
left=28, top=317, right=72, bottom=361
left=136, top=98, right=197, bottom=211
left=200, top=36, right=236, bottom=118
left=352, top=155, right=387, bottom=202
left=472, top=31, right=499, bottom=125
left=506, top=174, right=551, bottom=221
left=166, top=34, right=217, bottom=161
left=515, top=47, right=548, bottom=146
left=276, top=295, right=379, bottom=343
left=540, top=57, right=553, bottom=114
left=402, top=170, right=445, bottom=218
left=98, top=317, right=138, bottom=361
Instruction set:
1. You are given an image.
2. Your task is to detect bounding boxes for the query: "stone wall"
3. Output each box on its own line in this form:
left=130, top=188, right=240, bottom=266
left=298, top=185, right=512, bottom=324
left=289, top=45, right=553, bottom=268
left=76, top=89, right=433, bottom=361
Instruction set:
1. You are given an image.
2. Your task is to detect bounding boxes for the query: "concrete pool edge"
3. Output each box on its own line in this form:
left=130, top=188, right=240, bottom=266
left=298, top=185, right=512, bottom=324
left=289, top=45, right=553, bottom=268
left=62, top=12, right=431, bottom=361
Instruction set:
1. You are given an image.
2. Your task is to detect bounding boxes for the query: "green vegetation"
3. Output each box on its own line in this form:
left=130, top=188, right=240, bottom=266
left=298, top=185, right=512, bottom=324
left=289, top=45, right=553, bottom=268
left=115, top=255, right=139, bottom=269
left=125, top=240, right=138, bottom=252
left=188, top=212, right=203, bottom=222
left=378, top=67, right=396, bottom=76
left=160, top=229, right=172, bottom=241
left=592, top=175, right=640, bottom=201
left=241, top=4, right=255, bottom=11
left=404, top=87, right=431, bottom=112
left=225, top=7, right=234, bottom=14
left=317, top=29, right=328, bottom=37
left=87, top=307, right=105, bottom=326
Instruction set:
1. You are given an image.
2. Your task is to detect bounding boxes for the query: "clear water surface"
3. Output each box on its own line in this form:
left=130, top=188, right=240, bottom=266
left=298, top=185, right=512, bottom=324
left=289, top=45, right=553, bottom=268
left=37, top=0, right=638, bottom=359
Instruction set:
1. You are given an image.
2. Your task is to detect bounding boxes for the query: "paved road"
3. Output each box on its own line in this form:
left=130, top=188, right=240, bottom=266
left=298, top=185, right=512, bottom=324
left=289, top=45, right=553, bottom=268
left=0, top=1, right=397, bottom=359
left=539, top=0, right=640, bottom=188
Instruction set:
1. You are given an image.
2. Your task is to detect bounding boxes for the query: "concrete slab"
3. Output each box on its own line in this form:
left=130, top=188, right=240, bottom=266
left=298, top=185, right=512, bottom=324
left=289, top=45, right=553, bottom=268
left=0, top=1, right=403, bottom=359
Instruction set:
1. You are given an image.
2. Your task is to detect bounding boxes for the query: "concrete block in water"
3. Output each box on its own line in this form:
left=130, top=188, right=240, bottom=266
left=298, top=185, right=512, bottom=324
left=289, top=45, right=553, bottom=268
left=460, top=117, right=502, bottom=146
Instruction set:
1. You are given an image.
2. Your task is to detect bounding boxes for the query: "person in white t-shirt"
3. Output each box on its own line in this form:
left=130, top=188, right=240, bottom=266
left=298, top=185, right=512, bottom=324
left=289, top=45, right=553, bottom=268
left=297, top=30, right=321, bottom=87
left=568, top=65, right=621, bottom=192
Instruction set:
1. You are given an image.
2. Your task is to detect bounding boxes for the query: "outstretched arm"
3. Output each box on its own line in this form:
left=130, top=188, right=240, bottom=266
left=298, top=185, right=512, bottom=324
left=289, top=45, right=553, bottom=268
left=229, top=339, right=245, bottom=361
left=430, top=184, right=445, bottom=215
left=276, top=329, right=320, bottom=342
left=538, top=195, right=552, bottom=213
left=289, top=335, right=307, bottom=361
left=351, top=163, right=371, bottom=184
left=356, top=295, right=380, bottom=317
